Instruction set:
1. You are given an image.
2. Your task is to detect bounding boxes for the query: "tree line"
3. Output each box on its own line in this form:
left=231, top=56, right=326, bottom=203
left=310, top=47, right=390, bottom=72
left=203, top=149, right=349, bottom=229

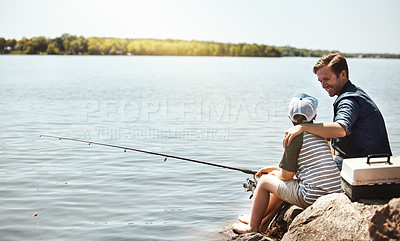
left=0, top=34, right=398, bottom=58
left=0, top=34, right=282, bottom=57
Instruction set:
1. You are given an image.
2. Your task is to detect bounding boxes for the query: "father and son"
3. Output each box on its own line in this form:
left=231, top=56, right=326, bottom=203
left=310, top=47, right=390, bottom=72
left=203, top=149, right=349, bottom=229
left=232, top=53, right=392, bottom=234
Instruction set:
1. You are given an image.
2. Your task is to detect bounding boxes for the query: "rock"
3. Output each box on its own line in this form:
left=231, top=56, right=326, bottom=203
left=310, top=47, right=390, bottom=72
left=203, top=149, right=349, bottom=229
left=230, top=232, right=274, bottom=241
left=282, top=193, right=387, bottom=241
left=223, top=203, right=303, bottom=241
left=224, top=193, right=396, bottom=241
left=264, top=203, right=303, bottom=240
left=369, top=198, right=400, bottom=241
left=221, top=225, right=274, bottom=241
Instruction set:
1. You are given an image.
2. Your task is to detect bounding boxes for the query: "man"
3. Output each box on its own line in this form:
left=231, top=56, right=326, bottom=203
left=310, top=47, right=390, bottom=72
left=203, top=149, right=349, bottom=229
left=283, top=53, right=392, bottom=170
left=232, top=93, right=341, bottom=234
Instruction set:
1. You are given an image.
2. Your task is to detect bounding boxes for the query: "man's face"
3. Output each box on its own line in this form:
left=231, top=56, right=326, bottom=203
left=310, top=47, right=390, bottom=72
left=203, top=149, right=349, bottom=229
left=316, top=66, right=347, bottom=97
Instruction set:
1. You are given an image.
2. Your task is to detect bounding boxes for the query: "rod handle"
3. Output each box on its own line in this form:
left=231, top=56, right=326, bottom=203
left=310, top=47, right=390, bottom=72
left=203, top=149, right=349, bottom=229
left=242, top=169, right=257, bottom=175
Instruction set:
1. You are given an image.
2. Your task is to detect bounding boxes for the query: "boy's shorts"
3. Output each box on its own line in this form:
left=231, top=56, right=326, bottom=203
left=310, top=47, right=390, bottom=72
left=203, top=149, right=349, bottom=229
left=276, top=179, right=309, bottom=209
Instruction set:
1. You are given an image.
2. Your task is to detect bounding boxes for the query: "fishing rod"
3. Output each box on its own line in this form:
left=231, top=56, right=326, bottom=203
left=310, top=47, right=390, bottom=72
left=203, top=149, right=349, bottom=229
left=40, top=134, right=258, bottom=198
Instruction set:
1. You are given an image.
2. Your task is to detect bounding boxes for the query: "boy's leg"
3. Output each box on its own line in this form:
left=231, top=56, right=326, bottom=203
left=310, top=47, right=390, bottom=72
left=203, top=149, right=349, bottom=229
left=259, top=193, right=284, bottom=231
left=232, top=174, right=282, bottom=234
left=238, top=193, right=283, bottom=225
left=275, top=179, right=308, bottom=209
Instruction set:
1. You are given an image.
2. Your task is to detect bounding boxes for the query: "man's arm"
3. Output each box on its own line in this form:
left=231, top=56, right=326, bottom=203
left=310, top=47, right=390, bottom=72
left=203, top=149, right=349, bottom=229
left=283, top=122, right=346, bottom=148
left=283, top=96, right=360, bottom=147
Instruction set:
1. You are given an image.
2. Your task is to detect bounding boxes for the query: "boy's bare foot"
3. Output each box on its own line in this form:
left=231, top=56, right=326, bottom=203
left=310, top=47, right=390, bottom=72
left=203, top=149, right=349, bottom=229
left=232, top=222, right=256, bottom=234
left=238, top=213, right=250, bottom=224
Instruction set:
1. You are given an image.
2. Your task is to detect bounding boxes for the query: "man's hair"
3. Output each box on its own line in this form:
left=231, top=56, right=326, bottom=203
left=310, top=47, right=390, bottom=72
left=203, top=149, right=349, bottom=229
left=313, top=53, right=349, bottom=79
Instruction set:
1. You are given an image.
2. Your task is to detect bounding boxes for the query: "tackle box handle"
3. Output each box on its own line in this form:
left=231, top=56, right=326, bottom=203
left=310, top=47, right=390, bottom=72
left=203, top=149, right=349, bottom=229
left=366, top=154, right=392, bottom=165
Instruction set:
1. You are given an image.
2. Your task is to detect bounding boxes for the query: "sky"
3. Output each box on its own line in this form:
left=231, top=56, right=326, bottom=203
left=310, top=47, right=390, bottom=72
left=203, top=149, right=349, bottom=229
left=1, top=0, right=400, bottom=54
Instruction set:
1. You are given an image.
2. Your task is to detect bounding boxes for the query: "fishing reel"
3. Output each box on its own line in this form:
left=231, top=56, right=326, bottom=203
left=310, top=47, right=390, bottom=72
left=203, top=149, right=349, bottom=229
left=243, top=175, right=257, bottom=199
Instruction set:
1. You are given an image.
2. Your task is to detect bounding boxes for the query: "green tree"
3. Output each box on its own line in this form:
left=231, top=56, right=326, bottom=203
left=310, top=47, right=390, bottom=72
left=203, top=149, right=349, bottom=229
left=229, top=46, right=240, bottom=56
left=126, top=41, right=140, bottom=55
left=63, top=39, right=70, bottom=54
left=18, top=39, right=36, bottom=54
left=69, top=39, right=81, bottom=54
left=61, top=34, right=78, bottom=54
left=32, top=36, right=48, bottom=53
left=0, top=38, right=5, bottom=54
left=51, top=37, right=65, bottom=52
left=47, top=44, right=60, bottom=54
left=88, top=38, right=101, bottom=55
left=99, top=39, right=114, bottom=55
left=6, top=39, right=17, bottom=53
left=15, top=38, right=27, bottom=52
left=78, top=36, right=88, bottom=53
left=241, top=44, right=253, bottom=56
left=264, top=46, right=281, bottom=57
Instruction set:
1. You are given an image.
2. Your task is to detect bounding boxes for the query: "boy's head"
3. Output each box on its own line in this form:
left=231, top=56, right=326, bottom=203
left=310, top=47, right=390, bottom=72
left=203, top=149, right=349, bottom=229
left=288, top=93, right=318, bottom=125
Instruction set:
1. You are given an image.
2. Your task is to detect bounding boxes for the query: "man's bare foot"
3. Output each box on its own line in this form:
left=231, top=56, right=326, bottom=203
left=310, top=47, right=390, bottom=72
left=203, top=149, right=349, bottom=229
left=238, top=213, right=250, bottom=224
left=232, top=222, right=256, bottom=234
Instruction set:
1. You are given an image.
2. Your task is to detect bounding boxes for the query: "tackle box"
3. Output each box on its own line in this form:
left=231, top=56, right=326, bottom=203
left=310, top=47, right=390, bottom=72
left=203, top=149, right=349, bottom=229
left=341, top=154, right=400, bottom=201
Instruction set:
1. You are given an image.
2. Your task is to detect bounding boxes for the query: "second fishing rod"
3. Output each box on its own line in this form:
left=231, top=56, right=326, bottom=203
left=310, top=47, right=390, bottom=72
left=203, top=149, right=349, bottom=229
left=40, top=134, right=259, bottom=198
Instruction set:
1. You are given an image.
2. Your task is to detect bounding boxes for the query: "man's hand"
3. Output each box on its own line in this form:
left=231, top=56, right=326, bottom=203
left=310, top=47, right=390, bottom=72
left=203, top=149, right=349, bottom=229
left=283, top=125, right=303, bottom=148
left=283, top=122, right=346, bottom=148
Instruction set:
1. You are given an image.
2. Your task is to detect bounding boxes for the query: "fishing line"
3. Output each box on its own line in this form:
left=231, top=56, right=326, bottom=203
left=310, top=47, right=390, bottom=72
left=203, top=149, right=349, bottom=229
left=39, top=134, right=257, bottom=175
left=40, top=134, right=258, bottom=198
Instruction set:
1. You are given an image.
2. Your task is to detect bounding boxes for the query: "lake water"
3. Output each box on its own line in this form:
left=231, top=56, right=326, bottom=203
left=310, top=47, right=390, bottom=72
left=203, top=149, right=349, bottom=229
left=0, top=55, right=399, bottom=240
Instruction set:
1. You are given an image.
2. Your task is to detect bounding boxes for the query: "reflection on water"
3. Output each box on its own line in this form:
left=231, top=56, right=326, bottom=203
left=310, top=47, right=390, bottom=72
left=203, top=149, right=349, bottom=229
left=0, top=56, right=399, bottom=240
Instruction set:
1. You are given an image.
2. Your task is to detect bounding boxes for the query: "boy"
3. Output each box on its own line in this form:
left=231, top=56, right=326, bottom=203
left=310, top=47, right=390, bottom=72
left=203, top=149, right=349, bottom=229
left=233, top=93, right=341, bottom=234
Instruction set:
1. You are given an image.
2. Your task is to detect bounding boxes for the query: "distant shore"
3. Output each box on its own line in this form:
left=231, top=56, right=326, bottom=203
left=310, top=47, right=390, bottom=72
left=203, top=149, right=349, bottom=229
left=1, top=34, right=399, bottom=58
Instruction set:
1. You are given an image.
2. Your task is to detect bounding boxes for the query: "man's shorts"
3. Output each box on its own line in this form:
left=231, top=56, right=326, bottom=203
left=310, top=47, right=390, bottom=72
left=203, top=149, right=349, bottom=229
left=276, top=179, right=309, bottom=209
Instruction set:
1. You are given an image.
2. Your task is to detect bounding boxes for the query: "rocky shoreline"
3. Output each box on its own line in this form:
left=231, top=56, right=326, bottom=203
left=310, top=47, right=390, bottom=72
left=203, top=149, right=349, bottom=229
left=222, top=193, right=399, bottom=241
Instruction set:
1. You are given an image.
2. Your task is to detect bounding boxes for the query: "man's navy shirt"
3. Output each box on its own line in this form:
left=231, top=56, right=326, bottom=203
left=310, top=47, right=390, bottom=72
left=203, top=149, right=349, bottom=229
left=332, top=80, right=392, bottom=158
